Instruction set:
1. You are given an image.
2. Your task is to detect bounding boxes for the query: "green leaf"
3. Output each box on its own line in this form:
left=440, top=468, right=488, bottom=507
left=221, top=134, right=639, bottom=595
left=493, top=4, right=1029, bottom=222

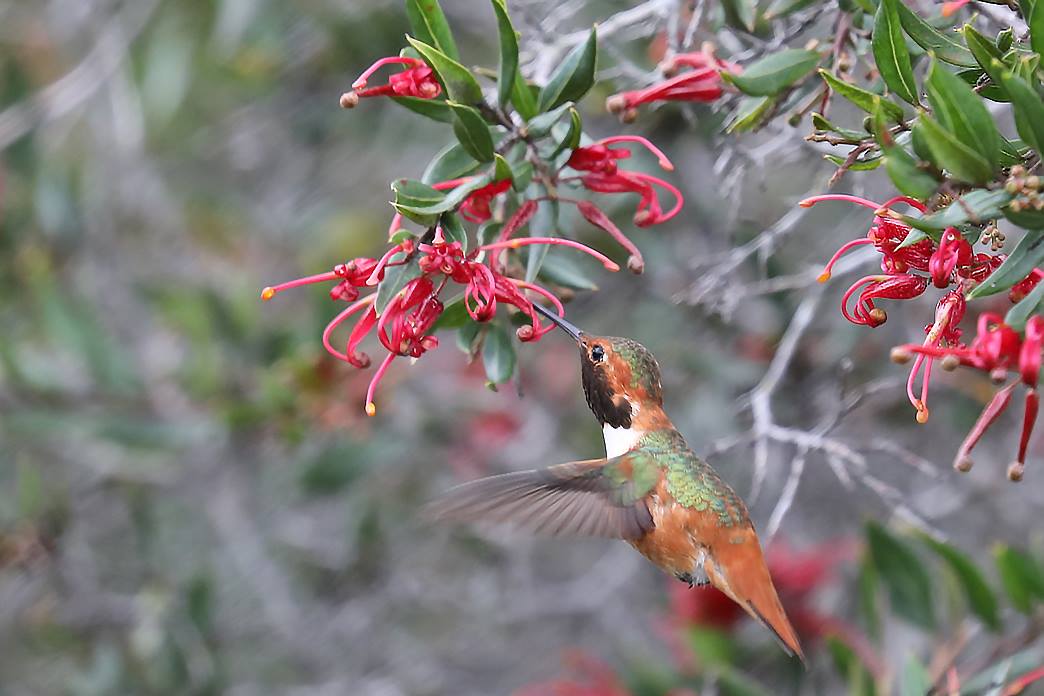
left=448, top=102, right=495, bottom=162
left=962, top=25, right=1008, bottom=97
left=433, top=295, right=470, bottom=330
left=722, top=0, right=758, bottom=32
left=896, top=4, right=977, bottom=67
left=1005, top=278, right=1044, bottom=331
left=925, top=57, right=1000, bottom=172
left=1001, top=70, right=1044, bottom=157
left=968, top=230, right=1044, bottom=298
left=440, top=212, right=468, bottom=251
left=392, top=178, right=447, bottom=225
left=920, top=535, right=1001, bottom=631
left=914, top=115, right=994, bottom=185
left=819, top=70, right=905, bottom=120
left=998, top=135, right=1026, bottom=166
left=872, top=0, right=920, bottom=105
left=482, top=323, right=516, bottom=384
left=1031, top=0, right=1044, bottom=59
left=538, top=250, right=599, bottom=290
left=391, top=96, right=455, bottom=122
left=1005, top=206, right=1044, bottom=229
left=538, top=27, right=597, bottom=112
left=490, top=0, right=519, bottom=108
left=548, top=108, right=583, bottom=158
left=872, top=105, right=938, bottom=200
left=527, top=101, right=574, bottom=137
left=406, top=0, right=460, bottom=60
left=395, top=171, right=495, bottom=219
left=812, top=112, right=870, bottom=141
left=456, top=320, right=482, bottom=355
left=995, top=545, right=1044, bottom=613
left=899, top=189, right=1012, bottom=232
left=375, top=256, right=423, bottom=315
left=511, top=72, right=538, bottom=120
left=825, top=154, right=883, bottom=171
left=900, top=655, right=932, bottom=696
left=406, top=35, right=484, bottom=104
left=857, top=556, right=882, bottom=641
left=422, top=141, right=481, bottom=184
left=721, top=49, right=820, bottom=97
left=866, top=521, right=936, bottom=630
left=726, top=96, right=777, bottom=133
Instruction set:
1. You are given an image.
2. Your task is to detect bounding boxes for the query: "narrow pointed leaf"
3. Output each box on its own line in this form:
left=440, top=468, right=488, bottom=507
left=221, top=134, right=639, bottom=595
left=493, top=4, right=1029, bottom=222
left=968, top=230, right=1044, bottom=298
left=1005, top=207, right=1044, bottom=229
left=819, top=70, right=905, bottom=120
left=526, top=196, right=558, bottom=282
left=914, top=115, right=994, bottom=185
left=391, top=96, right=455, bottom=122
left=490, top=0, right=519, bottom=108
left=896, top=4, right=976, bottom=67
left=995, top=545, right=1044, bottom=613
left=920, top=535, right=1001, bottom=631
left=722, top=0, right=758, bottom=32
left=867, top=521, right=935, bottom=629
left=721, top=49, right=820, bottom=96
left=898, top=189, right=1012, bottom=232
left=406, top=36, right=483, bottom=104
left=538, top=27, right=597, bottom=112
left=482, top=323, right=516, bottom=384
left=872, top=0, right=920, bottom=105
left=1005, top=278, right=1044, bottom=332
left=1031, top=0, right=1044, bottom=59
left=538, top=251, right=599, bottom=290
left=527, top=101, right=574, bottom=137
left=963, top=25, right=1008, bottom=97
left=448, top=102, right=495, bottom=162
left=423, top=142, right=481, bottom=184
left=511, top=72, right=538, bottom=120
left=726, top=96, right=776, bottom=133
left=440, top=212, right=468, bottom=251
left=406, top=0, right=459, bottom=60
left=925, top=57, right=999, bottom=171
left=1001, top=69, right=1044, bottom=157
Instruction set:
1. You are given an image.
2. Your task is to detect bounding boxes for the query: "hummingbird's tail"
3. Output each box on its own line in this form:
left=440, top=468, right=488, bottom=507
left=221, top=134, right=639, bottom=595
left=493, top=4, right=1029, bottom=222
left=704, top=533, right=806, bottom=664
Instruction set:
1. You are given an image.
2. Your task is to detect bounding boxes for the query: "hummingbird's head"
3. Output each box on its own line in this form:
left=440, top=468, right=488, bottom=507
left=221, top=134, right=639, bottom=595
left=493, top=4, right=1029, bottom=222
left=532, top=305, right=663, bottom=428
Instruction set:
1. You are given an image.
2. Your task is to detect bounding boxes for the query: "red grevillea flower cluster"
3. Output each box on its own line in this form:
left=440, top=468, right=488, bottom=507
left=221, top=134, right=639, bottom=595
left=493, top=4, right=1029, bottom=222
left=606, top=47, right=739, bottom=122
left=339, top=56, right=441, bottom=108
left=262, top=228, right=618, bottom=416
left=893, top=315, right=1043, bottom=481
left=803, top=192, right=1044, bottom=479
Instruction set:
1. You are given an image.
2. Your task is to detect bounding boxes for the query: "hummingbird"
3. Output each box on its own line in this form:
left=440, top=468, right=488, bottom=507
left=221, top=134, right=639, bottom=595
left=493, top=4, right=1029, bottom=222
left=432, top=304, right=804, bottom=661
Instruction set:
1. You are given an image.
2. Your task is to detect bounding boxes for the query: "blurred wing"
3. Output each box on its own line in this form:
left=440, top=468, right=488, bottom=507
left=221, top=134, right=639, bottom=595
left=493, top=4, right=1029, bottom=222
left=429, top=453, right=659, bottom=540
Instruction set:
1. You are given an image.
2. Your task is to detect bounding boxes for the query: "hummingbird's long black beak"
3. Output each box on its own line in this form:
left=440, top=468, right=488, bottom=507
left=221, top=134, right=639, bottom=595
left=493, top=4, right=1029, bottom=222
left=531, top=302, right=582, bottom=341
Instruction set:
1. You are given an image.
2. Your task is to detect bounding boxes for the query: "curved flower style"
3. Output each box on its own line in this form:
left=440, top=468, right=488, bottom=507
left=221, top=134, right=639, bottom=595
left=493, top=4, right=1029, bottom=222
left=339, top=56, right=441, bottom=108
left=262, top=229, right=617, bottom=416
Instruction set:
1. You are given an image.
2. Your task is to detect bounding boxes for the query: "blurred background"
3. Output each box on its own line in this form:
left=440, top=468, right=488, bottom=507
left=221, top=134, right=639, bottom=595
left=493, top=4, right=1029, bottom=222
left=2, top=0, right=1043, bottom=694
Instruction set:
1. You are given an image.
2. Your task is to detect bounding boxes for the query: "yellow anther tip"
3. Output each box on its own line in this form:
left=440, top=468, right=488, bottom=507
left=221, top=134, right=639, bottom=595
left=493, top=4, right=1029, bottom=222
left=261, top=287, right=276, bottom=301
left=916, top=408, right=929, bottom=424
left=817, top=272, right=831, bottom=283
left=365, top=402, right=377, bottom=417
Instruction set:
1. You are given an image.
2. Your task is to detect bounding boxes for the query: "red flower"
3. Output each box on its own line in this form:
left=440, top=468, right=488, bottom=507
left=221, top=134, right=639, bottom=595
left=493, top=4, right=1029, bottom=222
left=459, top=178, right=512, bottom=223
left=840, top=273, right=928, bottom=327
left=262, top=227, right=618, bottom=415
left=339, top=56, right=441, bottom=108
left=606, top=48, right=737, bottom=121
left=894, top=314, right=1043, bottom=479
left=1010, top=268, right=1044, bottom=303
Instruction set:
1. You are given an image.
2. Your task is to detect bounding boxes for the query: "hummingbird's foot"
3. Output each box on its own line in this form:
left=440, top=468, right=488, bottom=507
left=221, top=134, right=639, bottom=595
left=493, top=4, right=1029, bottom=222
left=675, top=568, right=711, bottom=588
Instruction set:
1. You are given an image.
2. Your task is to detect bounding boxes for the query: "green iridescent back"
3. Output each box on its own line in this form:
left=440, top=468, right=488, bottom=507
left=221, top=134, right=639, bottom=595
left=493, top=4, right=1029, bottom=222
left=640, top=429, right=748, bottom=528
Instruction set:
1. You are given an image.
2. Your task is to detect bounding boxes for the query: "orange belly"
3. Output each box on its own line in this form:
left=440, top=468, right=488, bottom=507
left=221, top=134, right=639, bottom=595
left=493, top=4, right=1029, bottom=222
left=628, top=492, right=702, bottom=578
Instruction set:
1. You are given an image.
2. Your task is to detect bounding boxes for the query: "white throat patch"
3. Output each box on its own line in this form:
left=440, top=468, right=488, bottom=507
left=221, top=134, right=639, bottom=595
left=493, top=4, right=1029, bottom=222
left=603, top=423, right=643, bottom=458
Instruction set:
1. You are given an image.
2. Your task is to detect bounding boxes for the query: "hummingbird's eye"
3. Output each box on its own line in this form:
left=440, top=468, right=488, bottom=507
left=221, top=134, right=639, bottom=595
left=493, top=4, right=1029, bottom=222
left=591, top=345, right=605, bottom=363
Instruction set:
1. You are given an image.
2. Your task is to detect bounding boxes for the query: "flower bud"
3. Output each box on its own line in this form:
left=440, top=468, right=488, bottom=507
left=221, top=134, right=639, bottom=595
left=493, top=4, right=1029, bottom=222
left=868, top=308, right=887, bottom=326
left=516, top=324, right=536, bottom=342
left=340, top=91, right=360, bottom=109
left=890, top=347, right=912, bottom=364
left=605, top=94, right=627, bottom=114
left=1008, top=461, right=1025, bottom=481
